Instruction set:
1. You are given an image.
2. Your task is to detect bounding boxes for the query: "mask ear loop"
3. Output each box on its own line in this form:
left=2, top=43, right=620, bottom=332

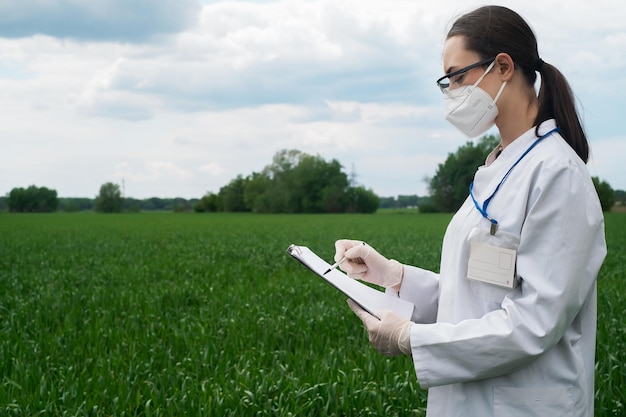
left=476, top=60, right=506, bottom=106
left=470, top=60, right=496, bottom=90
left=491, top=81, right=507, bottom=104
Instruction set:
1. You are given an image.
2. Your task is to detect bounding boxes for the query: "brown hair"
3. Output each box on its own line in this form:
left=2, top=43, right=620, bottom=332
left=447, top=6, right=589, bottom=162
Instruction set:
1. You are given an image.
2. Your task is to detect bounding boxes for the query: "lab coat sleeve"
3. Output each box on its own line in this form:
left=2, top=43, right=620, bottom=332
left=386, top=264, right=439, bottom=324
left=410, top=159, right=606, bottom=388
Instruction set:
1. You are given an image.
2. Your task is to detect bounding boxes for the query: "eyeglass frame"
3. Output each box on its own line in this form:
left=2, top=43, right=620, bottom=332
left=436, top=57, right=495, bottom=93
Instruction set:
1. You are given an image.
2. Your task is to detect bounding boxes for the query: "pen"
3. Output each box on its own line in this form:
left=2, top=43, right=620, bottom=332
left=323, top=242, right=365, bottom=275
left=323, top=257, right=347, bottom=275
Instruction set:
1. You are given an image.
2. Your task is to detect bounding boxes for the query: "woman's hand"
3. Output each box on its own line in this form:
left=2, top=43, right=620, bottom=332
left=334, top=239, right=404, bottom=288
left=347, top=299, right=412, bottom=356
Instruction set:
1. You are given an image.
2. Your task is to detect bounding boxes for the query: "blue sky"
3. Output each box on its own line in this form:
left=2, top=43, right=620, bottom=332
left=1, top=0, right=624, bottom=199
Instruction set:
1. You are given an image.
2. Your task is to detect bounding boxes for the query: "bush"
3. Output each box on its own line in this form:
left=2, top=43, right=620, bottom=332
left=7, top=185, right=58, bottom=212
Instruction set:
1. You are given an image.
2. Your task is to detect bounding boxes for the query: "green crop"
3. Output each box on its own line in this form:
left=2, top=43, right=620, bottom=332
left=0, top=212, right=623, bottom=416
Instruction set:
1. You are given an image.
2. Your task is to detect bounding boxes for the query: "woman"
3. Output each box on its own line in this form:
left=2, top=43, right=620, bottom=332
left=337, top=6, right=606, bottom=417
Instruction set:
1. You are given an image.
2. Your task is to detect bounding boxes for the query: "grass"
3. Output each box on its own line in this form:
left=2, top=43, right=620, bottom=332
left=0, top=212, right=623, bottom=416
left=595, top=213, right=626, bottom=416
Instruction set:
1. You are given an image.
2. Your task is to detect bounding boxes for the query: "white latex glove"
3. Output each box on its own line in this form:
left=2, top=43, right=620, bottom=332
left=334, top=239, right=403, bottom=288
left=347, top=299, right=412, bottom=356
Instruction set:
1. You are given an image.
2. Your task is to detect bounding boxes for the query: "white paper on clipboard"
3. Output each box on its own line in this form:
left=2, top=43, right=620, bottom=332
left=287, top=244, right=415, bottom=320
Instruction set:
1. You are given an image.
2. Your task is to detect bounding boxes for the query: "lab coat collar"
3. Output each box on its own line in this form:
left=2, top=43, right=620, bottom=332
left=474, top=119, right=558, bottom=201
left=485, top=120, right=558, bottom=167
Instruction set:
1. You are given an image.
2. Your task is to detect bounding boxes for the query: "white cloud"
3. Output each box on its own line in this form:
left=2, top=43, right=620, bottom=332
left=50, top=0, right=445, bottom=116
left=114, top=160, right=193, bottom=184
left=199, top=162, right=224, bottom=176
left=325, top=100, right=436, bottom=126
left=0, top=0, right=625, bottom=200
left=76, top=90, right=158, bottom=121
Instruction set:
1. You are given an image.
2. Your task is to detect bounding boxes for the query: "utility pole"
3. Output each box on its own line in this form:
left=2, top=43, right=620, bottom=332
left=349, top=163, right=358, bottom=187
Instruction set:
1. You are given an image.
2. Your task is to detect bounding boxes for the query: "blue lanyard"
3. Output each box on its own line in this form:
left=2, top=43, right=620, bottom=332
left=469, top=127, right=560, bottom=235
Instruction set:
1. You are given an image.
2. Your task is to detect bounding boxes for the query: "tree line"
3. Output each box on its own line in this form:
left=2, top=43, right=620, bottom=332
left=1, top=150, right=381, bottom=214
left=379, top=195, right=432, bottom=210
left=0, top=184, right=198, bottom=213
left=2, top=140, right=621, bottom=214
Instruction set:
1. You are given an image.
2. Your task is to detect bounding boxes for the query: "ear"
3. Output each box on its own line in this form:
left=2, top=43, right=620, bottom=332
left=495, top=53, right=515, bottom=81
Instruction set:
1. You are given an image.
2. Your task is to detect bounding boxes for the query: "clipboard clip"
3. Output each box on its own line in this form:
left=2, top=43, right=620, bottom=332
left=287, top=244, right=303, bottom=256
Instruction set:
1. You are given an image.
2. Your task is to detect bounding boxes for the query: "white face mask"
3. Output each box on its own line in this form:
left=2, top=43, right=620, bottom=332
left=444, top=61, right=507, bottom=138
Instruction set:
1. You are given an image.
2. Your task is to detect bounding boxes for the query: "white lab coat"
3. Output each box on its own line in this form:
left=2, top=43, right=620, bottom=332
left=393, top=120, right=607, bottom=417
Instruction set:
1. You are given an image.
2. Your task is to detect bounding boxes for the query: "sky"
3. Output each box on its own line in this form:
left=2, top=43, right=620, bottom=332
left=1, top=0, right=624, bottom=199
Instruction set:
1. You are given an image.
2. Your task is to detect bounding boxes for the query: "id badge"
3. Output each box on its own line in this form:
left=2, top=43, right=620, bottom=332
left=466, top=227, right=520, bottom=289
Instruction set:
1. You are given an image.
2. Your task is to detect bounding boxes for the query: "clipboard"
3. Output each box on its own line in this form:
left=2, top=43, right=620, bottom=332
left=287, top=244, right=415, bottom=320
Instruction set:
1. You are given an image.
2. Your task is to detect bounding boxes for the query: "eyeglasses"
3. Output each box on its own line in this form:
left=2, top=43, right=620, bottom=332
left=436, top=57, right=495, bottom=94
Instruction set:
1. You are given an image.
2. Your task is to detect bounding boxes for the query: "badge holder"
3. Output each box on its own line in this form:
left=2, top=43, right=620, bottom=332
left=466, top=227, right=520, bottom=289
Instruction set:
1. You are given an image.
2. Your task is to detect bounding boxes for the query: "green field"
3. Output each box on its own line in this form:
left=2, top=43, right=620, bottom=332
left=0, top=212, right=624, bottom=416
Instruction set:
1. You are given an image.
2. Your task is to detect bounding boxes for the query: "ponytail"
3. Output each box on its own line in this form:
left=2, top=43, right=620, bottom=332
left=535, top=63, right=589, bottom=163
left=448, top=6, right=591, bottom=163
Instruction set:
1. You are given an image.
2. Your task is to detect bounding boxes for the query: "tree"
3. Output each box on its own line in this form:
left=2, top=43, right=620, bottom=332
left=592, top=177, right=615, bottom=212
left=290, top=153, right=348, bottom=213
left=246, top=149, right=349, bottom=213
left=243, top=172, right=272, bottom=213
left=194, top=193, right=219, bottom=212
left=429, top=135, right=500, bottom=212
left=263, top=149, right=305, bottom=213
left=198, top=149, right=380, bottom=214
left=345, top=186, right=380, bottom=213
left=95, top=182, right=124, bottom=213
left=218, top=175, right=248, bottom=212
left=7, top=185, right=59, bottom=212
